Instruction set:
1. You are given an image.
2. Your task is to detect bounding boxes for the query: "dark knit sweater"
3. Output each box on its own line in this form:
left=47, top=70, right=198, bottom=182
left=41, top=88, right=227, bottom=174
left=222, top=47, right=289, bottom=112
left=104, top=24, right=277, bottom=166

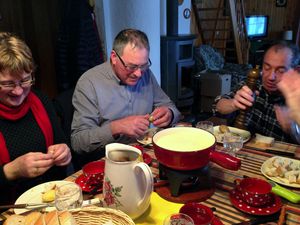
left=0, top=89, right=68, bottom=204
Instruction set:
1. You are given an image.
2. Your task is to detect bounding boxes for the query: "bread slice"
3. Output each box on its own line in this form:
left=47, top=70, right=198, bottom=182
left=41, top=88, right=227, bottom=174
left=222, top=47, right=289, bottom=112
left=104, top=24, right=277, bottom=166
left=58, top=211, right=77, bottom=225
left=254, top=133, right=275, bottom=148
left=3, top=214, right=25, bottom=225
left=45, top=210, right=59, bottom=225
left=34, top=213, right=45, bottom=225
left=24, top=211, right=42, bottom=225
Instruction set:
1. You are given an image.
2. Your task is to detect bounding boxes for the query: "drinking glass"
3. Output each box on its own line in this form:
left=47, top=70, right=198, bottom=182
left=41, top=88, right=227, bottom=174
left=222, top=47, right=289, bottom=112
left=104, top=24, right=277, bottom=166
left=196, top=121, right=214, bottom=134
left=223, top=133, right=243, bottom=156
left=163, top=213, right=194, bottom=225
left=55, top=183, right=83, bottom=211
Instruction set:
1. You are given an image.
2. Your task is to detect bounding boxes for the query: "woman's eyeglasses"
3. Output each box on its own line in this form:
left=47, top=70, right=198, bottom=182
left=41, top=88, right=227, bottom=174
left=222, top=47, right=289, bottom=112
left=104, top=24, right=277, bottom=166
left=114, top=50, right=152, bottom=72
left=0, top=76, right=35, bottom=91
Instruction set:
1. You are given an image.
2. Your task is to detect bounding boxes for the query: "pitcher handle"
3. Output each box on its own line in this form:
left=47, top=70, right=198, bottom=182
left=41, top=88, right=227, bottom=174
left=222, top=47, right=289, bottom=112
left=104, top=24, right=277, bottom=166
left=134, top=162, right=153, bottom=208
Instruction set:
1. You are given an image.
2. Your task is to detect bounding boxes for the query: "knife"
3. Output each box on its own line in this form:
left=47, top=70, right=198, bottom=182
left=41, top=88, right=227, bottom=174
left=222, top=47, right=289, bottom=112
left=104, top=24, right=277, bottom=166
left=268, top=180, right=300, bottom=203
left=244, top=146, right=295, bottom=157
left=265, top=149, right=295, bottom=158
left=0, top=202, right=54, bottom=210
left=232, top=212, right=280, bottom=225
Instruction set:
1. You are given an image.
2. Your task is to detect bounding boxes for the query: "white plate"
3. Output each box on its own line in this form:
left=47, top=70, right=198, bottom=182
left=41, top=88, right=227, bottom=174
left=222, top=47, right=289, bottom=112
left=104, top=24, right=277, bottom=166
left=261, top=156, right=300, bottom=188
left=136, top=128, right=160, bottom=146
left=14, top=180, right=73, bottom=214
left=213, top=126, right=251, bottom=143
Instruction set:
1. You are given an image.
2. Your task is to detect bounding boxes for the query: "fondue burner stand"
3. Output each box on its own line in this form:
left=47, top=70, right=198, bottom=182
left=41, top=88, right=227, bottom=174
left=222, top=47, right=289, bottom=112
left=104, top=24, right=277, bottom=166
left=156, top=164, right=215, bottom=203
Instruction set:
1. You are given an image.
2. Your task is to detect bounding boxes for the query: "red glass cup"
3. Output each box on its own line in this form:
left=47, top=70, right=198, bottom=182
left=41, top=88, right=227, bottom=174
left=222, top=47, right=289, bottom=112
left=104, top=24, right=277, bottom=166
left=180, top=203, right=214, bottom=225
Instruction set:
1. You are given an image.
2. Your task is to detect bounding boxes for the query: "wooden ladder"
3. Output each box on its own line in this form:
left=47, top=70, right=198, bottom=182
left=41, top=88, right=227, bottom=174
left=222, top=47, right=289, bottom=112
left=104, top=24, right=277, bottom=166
left=192, top=0, right=249, bottom=64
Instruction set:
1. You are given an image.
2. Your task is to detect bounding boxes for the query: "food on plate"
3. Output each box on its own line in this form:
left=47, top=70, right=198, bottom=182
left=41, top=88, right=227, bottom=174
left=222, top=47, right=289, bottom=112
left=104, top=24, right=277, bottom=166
left=137, top=128, right=159, bottom=145
left=42, top=184, right=56, bottom=203
left=219, top=125, right=230, bottom=133
left=254, top=133, right=275, bottom=148
left=214, top=126, right=250, bottom=143
left=265, top=157, right=300, bottom=184
left=4, top=212, right=42, bottom=225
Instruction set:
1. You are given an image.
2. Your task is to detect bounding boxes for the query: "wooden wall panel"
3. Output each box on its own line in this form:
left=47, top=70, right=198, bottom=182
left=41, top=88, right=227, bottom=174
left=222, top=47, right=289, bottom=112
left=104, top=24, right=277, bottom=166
left=192, top=0, right=299, bottom=41
left=243, top=0, right=299, bottom=40
left=0, top=0, right=63, bottom=98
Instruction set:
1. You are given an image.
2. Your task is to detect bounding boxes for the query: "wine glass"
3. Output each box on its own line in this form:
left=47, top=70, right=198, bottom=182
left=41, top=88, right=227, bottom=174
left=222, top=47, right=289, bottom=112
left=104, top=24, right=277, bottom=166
left=163, top=213, right=194, bottom=225
left=196, top=121, right=214, bottom=134
left=223, top=133, right=243, bottom=156
left=55, top=183, right=83, bottom=211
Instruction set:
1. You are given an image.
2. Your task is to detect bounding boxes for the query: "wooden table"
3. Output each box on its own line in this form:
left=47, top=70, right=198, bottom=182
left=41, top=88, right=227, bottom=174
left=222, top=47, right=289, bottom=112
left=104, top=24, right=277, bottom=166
left=1, top=140, right=300, bottom=225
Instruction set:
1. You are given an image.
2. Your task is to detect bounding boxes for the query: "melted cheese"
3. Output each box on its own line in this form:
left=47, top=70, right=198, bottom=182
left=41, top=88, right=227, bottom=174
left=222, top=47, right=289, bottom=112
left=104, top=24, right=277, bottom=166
left=155, top=131, right=215, bottom=151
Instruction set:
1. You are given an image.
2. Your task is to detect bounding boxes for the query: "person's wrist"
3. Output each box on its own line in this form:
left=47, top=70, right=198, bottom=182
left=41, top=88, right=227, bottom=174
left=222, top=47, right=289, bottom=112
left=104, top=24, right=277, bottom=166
left=3, top=162, right=18, bottom=181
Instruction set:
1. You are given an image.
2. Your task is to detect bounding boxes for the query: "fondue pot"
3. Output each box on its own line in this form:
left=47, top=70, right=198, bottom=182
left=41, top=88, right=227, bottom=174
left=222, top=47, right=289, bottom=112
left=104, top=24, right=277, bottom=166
left=152, top=127, right=241, bottom=171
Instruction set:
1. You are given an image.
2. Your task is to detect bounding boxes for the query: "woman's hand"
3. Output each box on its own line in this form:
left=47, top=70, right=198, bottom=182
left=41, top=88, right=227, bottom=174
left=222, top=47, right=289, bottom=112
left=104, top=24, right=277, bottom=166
left=47, top=144, right=72, bottom=166
left=3, top=152, right=54, bottom=180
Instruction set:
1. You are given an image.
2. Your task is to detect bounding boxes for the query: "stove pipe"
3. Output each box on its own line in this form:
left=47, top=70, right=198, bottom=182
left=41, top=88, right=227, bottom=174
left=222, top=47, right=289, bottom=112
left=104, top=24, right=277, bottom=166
left=167, top=0, right=178, bottom=36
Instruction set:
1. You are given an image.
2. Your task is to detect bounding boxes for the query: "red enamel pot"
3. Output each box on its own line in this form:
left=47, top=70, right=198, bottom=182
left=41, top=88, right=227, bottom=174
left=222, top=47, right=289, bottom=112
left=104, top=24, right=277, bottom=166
left=152, top=127, right=241, bottom=171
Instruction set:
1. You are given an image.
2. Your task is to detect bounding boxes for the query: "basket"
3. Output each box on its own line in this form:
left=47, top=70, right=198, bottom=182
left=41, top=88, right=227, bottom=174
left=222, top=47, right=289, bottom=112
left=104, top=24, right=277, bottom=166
left=70, top=206, right=135, bottom=225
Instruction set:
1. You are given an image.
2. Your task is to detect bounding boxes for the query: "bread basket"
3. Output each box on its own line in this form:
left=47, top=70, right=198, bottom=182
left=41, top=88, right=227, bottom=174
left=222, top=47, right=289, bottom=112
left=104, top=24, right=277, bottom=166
left=70, top=206, right=135, bottom=225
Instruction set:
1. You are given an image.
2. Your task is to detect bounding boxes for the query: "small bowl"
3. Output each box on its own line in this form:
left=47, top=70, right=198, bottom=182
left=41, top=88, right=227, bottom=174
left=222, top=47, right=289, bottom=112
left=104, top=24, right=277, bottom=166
left=180, top=203, right=214, bottom=225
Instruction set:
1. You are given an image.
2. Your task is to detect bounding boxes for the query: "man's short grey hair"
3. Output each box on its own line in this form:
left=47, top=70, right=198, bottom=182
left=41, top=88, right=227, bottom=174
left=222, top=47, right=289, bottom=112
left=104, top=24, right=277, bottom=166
left=113, top=29, right=150, bottom=56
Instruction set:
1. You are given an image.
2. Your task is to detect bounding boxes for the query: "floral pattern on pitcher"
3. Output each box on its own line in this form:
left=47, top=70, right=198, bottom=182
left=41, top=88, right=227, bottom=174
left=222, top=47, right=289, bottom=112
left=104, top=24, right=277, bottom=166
left=103, top=177, right=123, bottom=208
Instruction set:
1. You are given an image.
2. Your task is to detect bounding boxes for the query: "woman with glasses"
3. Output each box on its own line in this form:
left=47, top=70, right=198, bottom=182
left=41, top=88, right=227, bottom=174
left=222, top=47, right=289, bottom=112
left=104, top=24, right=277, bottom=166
left=71, top=28, right=180, bottom=163
left=0, top=32, right=72, bottom=204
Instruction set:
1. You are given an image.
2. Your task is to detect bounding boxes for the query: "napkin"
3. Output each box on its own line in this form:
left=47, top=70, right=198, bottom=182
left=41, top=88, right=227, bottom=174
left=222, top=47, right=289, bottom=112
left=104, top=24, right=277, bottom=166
left=134, top=192, right=183, bottom=225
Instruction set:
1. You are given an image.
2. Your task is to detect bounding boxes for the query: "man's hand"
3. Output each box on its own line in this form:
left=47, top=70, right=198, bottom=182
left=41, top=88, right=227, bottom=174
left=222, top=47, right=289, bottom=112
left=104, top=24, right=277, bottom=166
left=151, top=106, right=172, bottom=127
left=274, top=105, right=292, bottom=133
left=232, top=85, right=257, bottom=110
left=111, top=115, right=150, bottom=138
left=278, top=69, right=300, bottom=125
left=216, top=85, right=259, bottom=114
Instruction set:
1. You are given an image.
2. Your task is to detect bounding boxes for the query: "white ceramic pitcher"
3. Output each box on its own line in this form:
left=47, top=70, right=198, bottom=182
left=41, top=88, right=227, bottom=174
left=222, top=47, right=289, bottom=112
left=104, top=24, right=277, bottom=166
left=103, top=143, right=153, bottom=219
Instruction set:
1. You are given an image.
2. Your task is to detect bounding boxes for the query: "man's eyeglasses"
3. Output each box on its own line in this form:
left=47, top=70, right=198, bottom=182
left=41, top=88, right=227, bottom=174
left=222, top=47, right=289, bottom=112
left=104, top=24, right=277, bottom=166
left=0, top=76, right=35, bottom=91
left=114, top=50, right=152, bottom=72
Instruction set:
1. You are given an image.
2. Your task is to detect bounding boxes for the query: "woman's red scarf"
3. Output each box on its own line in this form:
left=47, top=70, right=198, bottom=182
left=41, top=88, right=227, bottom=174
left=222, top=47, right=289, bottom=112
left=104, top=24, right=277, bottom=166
left=0, top=92, right=53, bottom=165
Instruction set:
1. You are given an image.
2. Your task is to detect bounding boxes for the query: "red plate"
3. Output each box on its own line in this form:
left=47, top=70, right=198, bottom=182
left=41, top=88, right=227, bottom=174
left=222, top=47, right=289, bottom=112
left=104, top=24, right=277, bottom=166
left=212, top=216, right=224, bottom=225
left=143, top=152, right=153, bottom=165
left=131, top=145, right=153, bottom=165
left=75, top=174, right=103, bottom=193
left=229, top=187, right=282, bottom=216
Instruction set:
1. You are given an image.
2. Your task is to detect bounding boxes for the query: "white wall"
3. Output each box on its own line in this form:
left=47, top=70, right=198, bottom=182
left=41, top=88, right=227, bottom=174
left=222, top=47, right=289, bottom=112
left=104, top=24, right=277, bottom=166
left=95, top=0, right=161, bottom=83
left=160, top=0, right=191, bottom=35
left=94, top=0, right=191, bottom=84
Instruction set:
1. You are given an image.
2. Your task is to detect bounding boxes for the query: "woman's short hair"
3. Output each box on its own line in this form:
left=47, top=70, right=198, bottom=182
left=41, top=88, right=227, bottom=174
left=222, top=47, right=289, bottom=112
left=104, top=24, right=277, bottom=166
left=0, top=32, right=35, bottom=75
